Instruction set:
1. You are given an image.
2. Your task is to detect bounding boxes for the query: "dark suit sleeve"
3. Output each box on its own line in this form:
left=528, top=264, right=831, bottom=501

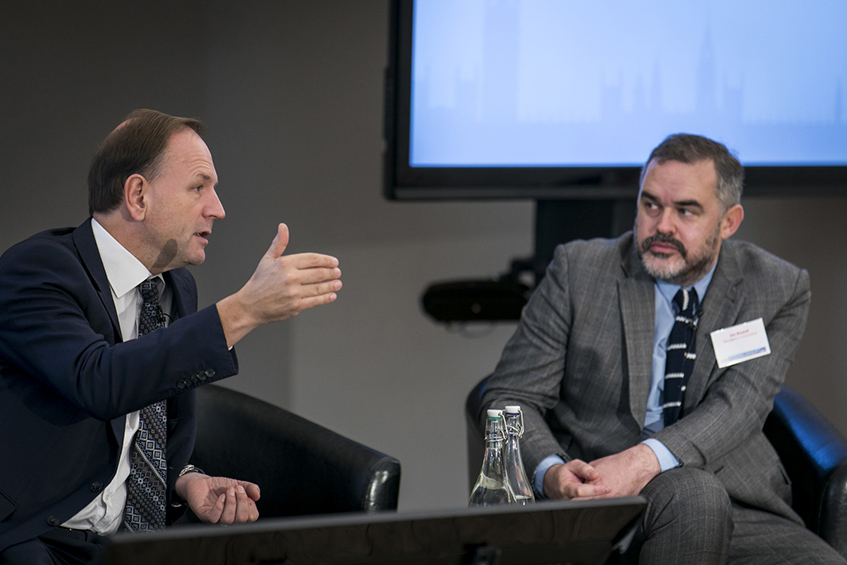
left=0, top=234, right=238, bottom=421
left=654, top=264, right=811, bottom=469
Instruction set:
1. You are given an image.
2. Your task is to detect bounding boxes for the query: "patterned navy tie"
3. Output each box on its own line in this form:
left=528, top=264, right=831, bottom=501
left=123, top=278, right=168, bottom=532
left=663, top=288, right=700, bottom=426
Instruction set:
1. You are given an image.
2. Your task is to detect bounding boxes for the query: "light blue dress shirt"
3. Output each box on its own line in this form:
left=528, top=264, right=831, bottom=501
left=533, top=265, right=716, bottom=496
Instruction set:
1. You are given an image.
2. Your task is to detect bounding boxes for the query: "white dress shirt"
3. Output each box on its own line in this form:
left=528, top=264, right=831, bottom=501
left=62, top=218, right=172, bottom=533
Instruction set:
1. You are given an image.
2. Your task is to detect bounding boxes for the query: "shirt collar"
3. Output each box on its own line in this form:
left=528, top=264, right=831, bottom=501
left=91, top=218, right=157, bottom=299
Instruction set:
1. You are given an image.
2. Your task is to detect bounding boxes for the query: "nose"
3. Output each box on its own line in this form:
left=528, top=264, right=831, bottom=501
left=655, top=207, right=675, bottom=234
left=206, top=188, right=226, bottom=220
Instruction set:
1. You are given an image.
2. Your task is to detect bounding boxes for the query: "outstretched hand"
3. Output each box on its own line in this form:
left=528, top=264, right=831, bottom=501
left=175, top=474, right=261, bottom=525
left=217, top=223, right=342, bottom=346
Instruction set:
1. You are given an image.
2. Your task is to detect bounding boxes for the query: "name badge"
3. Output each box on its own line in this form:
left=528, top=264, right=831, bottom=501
left=710, top=318, right=771, bottom=369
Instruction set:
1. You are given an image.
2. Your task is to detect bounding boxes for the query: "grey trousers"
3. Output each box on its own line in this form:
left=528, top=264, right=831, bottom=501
left=621, top=467, right=846, bottom=565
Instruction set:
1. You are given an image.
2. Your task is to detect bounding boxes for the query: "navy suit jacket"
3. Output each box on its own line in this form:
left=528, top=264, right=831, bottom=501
left=0, top=219, right=239, bottom=551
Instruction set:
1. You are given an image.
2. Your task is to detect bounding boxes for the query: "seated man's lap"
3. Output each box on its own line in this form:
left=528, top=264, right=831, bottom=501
left=628, top=468, right=844, bottom=564
left=729, top=504, right=845, bottom=565
left=0, top=528, right=107, bottom=565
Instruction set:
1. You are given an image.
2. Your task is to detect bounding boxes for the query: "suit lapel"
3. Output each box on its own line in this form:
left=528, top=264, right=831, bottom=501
left=619, top=242, right=657, bottom=427
left=683, top=244, right=744, bottom=413
left=72, top=219, right=128, bottom=439
left=73, top=219, right=123, bottom=342
left=164, top=269, right=193, bottom=321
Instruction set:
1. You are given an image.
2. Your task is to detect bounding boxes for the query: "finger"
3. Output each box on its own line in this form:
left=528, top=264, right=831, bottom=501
left=295, top=267, right=342, bottom=285
left=265, top=223, right=290, bottom=260
left=238, top=481, right=261, bottom=501
left=293, top=293, right=339, bottom=314
left=301, top=280, right=343, bottom=299
left=207, top=493, right=226, bottom=523
left=220, top=487, right=237, bottom=524
left=568, top=460, right=600, bottom=481
left=564, top=483, right=611, bottom=500
left=233, top=485, right=254, bottom=523
left=289, top=252, right=339, bottom=269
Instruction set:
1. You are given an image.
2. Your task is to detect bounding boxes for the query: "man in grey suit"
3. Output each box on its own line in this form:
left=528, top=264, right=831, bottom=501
left=481, top=134, right=845, bottom=563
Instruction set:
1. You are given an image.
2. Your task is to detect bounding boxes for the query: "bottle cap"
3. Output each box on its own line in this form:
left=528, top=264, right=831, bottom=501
left=486, top=409, right=503, bottom=419
left=505, top=405, right=522, bottom=414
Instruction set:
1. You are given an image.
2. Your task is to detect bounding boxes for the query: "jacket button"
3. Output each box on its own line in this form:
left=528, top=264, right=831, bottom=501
left=91, top=482, right=103, bottom=492
left=47, top=516, right=59, bottom=526
left=177, top=381, right=186, bottom=389
left=204, top=369, right=215, bottom=378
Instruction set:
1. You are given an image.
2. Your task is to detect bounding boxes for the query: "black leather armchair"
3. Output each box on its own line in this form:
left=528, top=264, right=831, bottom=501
left=189, top=384, right=401, bottom=519
left=466, top=376, right=847, bottom=557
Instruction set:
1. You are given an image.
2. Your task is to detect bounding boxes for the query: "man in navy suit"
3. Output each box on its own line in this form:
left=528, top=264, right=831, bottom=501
left=0, top=109, right=343, bottom=563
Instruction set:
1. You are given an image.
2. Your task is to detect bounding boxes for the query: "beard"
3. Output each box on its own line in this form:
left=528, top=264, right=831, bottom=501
left=638, top=226, right=721, bottom=286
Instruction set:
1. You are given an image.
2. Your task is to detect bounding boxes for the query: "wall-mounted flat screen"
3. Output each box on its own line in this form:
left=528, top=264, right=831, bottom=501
left=384, top=0, right=847, bottom=199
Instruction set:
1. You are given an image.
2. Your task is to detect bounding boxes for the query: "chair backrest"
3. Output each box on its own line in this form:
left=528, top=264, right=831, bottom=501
left=763, top=385, right=847, bottom=542
left=192, top=385, right=401, bottom=518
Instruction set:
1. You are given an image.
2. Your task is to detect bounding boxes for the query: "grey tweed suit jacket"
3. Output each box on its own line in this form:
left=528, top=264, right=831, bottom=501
left=481, top=231, right=811, bottom=523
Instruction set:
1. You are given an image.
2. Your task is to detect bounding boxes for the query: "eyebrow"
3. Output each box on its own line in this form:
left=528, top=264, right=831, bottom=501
left=193, top=173, right=218, bottom=187
left=640, top=190, right=704, bottom=211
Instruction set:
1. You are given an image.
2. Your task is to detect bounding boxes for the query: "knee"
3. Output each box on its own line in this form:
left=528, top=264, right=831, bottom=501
left=644, top=467, right=732, bottom=529
left=633, top=468, right=733, bottom=563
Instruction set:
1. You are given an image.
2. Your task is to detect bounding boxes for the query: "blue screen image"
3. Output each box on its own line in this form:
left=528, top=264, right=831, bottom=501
left=410, top=0, right=847, bottom=168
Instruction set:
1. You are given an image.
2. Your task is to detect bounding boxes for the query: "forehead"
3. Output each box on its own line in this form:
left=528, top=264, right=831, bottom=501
left=640, top=158, right=718, bottom=205
left=160, top=128, right=216, bottom=180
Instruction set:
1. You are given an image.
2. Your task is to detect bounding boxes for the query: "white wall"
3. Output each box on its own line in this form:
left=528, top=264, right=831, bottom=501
left=1, top=0, right=846, bottom=512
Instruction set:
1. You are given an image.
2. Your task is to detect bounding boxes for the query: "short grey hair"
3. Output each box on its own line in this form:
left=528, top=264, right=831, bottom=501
left=640, top=133, right=744, bottom=213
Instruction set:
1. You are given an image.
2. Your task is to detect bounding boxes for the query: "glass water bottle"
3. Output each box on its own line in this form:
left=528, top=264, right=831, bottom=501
left=469, top=409, right=516, bottom=506
left=503, top=405, right=535, bottom=504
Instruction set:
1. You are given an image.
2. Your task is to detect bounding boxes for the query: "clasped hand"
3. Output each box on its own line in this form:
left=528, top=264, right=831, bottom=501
left=542, top=444, right=660, bottom=500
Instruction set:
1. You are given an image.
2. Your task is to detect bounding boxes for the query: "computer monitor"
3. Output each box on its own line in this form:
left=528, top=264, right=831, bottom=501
left=100, top=497, right=645, bottom=565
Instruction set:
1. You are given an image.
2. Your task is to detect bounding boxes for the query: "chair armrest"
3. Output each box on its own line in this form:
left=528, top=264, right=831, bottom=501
left=191, top=385, right=400, bottom=518
left=764, top=385, right=847, bottom=554
left=465, top=376, right=489, bottom=490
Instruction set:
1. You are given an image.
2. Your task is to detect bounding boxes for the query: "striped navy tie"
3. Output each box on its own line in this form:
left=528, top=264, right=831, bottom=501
left=123, top=278, right=168, bottom=532
left=663, top=288, right=699, bottom=426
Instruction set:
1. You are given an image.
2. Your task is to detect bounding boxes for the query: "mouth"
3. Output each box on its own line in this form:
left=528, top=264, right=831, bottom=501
left=642, top=235, right=686, bottom=258
left=649, top=242, right=680, bottom=255
left=194, top=230, right=211, bottom=244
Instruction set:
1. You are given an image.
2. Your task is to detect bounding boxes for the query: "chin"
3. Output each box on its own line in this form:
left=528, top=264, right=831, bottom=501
left=642, top=255, right=685, bottom=282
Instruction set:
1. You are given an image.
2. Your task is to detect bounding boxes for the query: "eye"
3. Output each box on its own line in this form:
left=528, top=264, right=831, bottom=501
left=641, top=200, right=660, bottom=215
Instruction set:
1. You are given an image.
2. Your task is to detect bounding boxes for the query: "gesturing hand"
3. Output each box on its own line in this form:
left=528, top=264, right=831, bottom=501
left=176, top=474, right=261, bottom=525
left=217, top=223, right=342, bottom=346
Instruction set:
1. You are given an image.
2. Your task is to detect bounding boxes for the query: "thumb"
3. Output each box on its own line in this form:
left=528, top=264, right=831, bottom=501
left=265, top=223, right=289, bottom=259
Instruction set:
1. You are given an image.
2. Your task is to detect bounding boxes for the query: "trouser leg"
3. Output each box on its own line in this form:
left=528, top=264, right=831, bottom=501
left=728, top=504, right=846, bottom=565
left=624, top=467, right=733, bottom=565
left=0, top=528, right=107, bottom=565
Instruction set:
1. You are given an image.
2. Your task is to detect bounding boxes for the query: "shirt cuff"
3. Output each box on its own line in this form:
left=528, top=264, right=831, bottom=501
left=641, top=438, right=681, bottom=472
left=534, top=454, right=566, bottom=498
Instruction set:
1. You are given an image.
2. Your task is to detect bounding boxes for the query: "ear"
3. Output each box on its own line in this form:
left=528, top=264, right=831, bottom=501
left=719, top=204, right=744, bottom=240
left=124, top=174, right=147, bottom=221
